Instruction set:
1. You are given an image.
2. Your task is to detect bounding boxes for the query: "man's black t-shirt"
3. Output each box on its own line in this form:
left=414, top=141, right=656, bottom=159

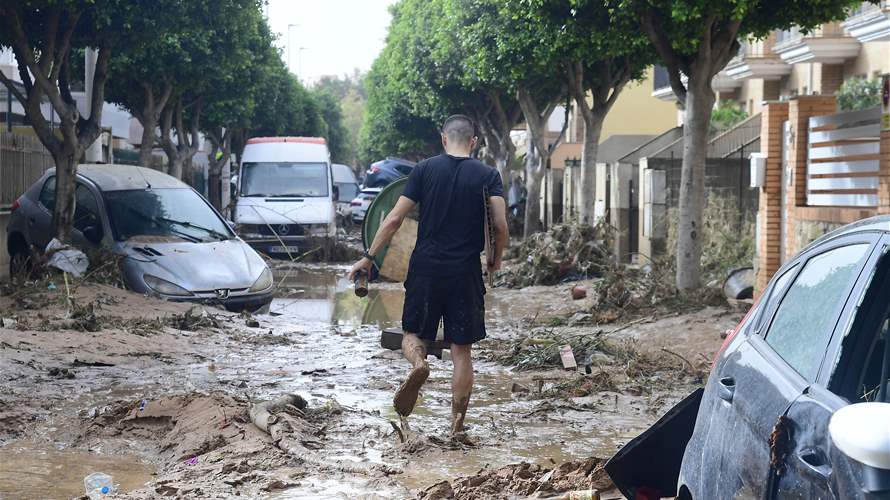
left=401, top=153, right=503, bottom=277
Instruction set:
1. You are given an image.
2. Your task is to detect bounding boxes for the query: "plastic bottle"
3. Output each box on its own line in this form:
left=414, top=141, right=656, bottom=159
left=84, top=472, right=117, bottom=499
left=354, top=269, right=369, bottom=297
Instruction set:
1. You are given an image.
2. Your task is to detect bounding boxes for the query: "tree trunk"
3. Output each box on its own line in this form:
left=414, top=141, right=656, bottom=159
left=578, top=115, right=604, bottom=225
left=139, top=114, right=156, bottom=168
left=50, top=146, right=80, bottom=243
left=494, top=154, right=509, bottom=191
left=675, top=80, right=715, bottom=290
left=523, top=144, right=544, bottom=237
left=168, top=156, right=184, bottom=180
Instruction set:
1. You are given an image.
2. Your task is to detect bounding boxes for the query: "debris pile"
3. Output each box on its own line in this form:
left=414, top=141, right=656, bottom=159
left=665, top=194, right=755, bottom=283
left=419, top=457, right=613, bottom=500
left=493, top=331, right=708, bottom=395
left=589, top=265, right=725, bottom=323
left=500, top=223, right=613, bottom=288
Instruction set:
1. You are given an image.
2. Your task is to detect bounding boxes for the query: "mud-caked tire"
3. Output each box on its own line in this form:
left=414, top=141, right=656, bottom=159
left=8, top=239, right=33, bottom=281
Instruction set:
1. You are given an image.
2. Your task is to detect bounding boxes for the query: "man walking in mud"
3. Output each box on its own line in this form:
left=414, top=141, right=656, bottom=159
left=348, top=115, right=508, bottom=439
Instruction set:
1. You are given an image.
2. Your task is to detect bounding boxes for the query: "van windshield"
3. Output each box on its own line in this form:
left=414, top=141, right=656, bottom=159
left=240, top=162, right=329, bottom=197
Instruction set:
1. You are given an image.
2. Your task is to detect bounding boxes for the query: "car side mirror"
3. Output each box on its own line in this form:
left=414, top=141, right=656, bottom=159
left=83, top=225, right=103, bottom=245
left=829, top=402, right=890, bottom=492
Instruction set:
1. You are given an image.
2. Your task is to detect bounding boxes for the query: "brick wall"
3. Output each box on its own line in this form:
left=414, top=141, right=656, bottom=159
left=757, top=96, right=888, bottom=296
left=880, top=128, right=890, bottom=214
left=784, top=96, right=837, bottom=262
left=756, top=102, right=788, bottom=295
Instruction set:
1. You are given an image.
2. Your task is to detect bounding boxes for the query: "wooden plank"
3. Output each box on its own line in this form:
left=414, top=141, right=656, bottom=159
left=379, top=218, right=418, bottom=282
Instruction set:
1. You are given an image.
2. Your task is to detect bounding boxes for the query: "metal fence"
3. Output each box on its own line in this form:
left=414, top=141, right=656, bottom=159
left=0, top=132, right=54, bottom=210
left=807, top=106, right=881, bottom=207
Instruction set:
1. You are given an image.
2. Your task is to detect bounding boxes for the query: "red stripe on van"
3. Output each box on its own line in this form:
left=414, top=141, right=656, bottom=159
left=246, top=137, right=327, bottom=145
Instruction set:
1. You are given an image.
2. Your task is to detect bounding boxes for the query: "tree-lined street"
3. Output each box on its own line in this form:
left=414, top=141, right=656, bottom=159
left=1, top=1, right=889, bottom=499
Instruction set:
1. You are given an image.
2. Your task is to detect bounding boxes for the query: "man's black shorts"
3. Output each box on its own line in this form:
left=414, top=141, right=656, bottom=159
left=402, top=271, right=486, bottom=345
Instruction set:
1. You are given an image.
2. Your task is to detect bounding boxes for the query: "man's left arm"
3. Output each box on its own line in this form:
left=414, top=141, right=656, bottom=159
left=347, top=195, right=416, bottom=280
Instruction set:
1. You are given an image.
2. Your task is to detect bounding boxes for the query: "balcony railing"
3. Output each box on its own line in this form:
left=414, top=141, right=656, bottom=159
left=847, top=0, right=887, bottom=18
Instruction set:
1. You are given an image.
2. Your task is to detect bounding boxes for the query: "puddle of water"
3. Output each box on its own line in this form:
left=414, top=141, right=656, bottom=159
left=0, top=442, right=155, bottom=500
left=254, top=265, right=654, bottom=494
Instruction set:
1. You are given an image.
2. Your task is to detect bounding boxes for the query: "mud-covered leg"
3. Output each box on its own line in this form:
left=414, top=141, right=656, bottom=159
left=450, top=343, right=473, bottom=436
left=393, top=332, right=430, bottom=417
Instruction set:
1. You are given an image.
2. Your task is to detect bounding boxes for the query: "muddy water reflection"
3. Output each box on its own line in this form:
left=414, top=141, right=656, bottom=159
left=0, top=442, right=154, bottom=500
left=271, top=264, right=403, bottom=328
left=263, top=265, right=647, bottom=495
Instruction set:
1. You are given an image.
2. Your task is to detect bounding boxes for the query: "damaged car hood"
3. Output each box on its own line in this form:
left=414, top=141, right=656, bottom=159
left=120, top=238, right=266, bottom=291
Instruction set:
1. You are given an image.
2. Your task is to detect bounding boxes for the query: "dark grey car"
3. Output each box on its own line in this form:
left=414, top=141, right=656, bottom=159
left=607, top=216, right=890, bottom=499
left=6, top=164, right=273, bottom=312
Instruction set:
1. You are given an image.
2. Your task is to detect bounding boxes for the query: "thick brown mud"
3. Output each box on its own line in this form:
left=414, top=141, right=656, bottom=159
left=0, top=263, right=740, bottom=498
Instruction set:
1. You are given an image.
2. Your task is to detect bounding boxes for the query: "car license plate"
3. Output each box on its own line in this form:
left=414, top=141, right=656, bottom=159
left=269, top=245, right=299, bottom=254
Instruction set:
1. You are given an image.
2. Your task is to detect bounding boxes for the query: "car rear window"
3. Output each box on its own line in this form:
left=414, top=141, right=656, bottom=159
left=765, top=244, right=870, bottom=380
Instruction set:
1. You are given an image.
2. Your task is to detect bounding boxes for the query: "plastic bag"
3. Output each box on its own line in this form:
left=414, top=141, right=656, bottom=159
left=45, top=238, right=89, bottom=277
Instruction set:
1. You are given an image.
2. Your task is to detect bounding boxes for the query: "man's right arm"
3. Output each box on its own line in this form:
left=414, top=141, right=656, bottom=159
left=488, top=195, right=508, bottom=271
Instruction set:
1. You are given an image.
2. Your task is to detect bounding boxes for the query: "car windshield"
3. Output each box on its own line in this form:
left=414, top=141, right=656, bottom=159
left=241, top=162, right=329, bottom=197
left=104, top=188, right=232, bottom=242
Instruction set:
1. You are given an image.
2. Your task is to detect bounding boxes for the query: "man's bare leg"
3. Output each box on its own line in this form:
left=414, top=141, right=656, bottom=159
left=450, top=343, right=473, bottom=436
left=393, top=332, right=430, bottom=417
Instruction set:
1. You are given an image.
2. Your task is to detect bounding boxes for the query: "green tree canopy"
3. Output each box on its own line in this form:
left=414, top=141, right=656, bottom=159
left=611, top=0, right=868, bottom=289
left=0, top=0, right=185, bottom=240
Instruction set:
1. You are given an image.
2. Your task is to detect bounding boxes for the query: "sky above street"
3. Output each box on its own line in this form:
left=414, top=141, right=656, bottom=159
left=265, top=0, right=395, bottom=86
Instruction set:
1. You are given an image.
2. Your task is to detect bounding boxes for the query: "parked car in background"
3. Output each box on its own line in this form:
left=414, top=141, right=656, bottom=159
left=6, top=165, right=274, bottom=312
left=349, top=187, right=382, bottom=224
left=607, top=215, right=890, bottom=499
left=232, top=137, right=335, bottom=257
left=331, top=163, right=360, bottom=220
left=363, top=157, right=414, bottom=188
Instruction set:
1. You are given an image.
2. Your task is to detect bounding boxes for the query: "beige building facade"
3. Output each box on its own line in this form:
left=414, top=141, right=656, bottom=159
left=654, top=2, right=890, bottom=116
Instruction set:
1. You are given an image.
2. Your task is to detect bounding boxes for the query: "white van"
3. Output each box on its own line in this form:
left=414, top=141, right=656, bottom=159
left=233, top=137, right=335, bottom=256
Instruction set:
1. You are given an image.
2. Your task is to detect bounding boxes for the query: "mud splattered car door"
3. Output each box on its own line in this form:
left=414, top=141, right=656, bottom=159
left=773, top=239, right=889, bottom=499
left=709, top=238, right=875, bottom=498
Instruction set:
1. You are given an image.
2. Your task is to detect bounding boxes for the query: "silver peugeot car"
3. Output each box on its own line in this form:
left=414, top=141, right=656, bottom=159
left=6, top=164, right=273, bottom=312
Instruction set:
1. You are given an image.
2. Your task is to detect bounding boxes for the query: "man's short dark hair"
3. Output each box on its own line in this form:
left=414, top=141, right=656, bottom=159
left=441, top=114, right=476, bottom=145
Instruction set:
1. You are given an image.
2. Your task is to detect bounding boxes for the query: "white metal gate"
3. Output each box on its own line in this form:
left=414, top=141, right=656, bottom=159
left=807, top=106, right=881, bottom=207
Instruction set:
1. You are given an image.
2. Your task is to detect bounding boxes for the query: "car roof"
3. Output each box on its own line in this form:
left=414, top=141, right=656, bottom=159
left=807, top=215, right=890, bottom=250
left=64, top=164, right=189, bottom=191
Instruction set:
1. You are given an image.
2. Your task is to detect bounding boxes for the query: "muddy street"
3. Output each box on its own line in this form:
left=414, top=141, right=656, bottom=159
left=0, top=263, right=741, bottom=499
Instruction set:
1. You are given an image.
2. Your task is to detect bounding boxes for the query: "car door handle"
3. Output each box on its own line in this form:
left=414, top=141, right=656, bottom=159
left=798, top=450, right=831, bottom=482
left=717, top=377, right=736, bottom=403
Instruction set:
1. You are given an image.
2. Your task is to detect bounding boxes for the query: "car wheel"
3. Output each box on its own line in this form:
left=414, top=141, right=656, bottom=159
left=9, top=246, right=33, bottom=280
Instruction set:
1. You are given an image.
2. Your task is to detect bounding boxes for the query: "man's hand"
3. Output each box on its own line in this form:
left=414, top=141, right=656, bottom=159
left=348, top=257, right=373, bottom=281
left=487, top=257, right=502, bottom=275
